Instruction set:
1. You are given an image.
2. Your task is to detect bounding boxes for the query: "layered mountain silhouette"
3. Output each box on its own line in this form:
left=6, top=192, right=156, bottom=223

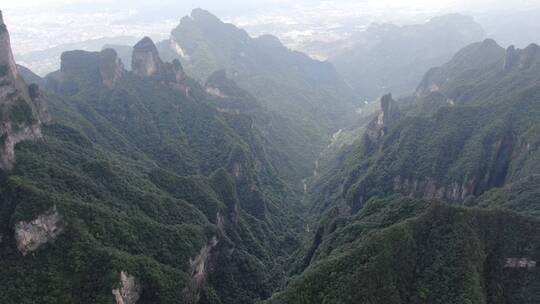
left=2, top=7, right=540, bottom=304
left=269, top=38, right=540, bottom=304
left=330, top=14, right=485, bottom=101
left=0, top=18, right=306, bottom=303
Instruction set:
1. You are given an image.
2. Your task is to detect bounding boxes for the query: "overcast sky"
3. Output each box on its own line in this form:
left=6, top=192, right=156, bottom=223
left=2, top=0, right=540, bottom=55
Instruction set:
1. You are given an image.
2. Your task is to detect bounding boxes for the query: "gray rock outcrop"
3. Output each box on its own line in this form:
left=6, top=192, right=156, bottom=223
left=363, top=93, right=400, bottom=153
left=59, top=48, right=124, bottom=89
left=112, top=271, right=141, bottom=304
left=99, top=48, right=125, bottom=88
left=14, top=206, right=64, bottom=255
left=503, top=44, right=540, bottom=71
left=132, top=37, right=162, bottom=77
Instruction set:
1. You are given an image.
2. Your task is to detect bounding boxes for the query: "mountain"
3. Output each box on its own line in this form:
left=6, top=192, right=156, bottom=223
left=104, top=9, right=360, bottom=181
left=0, top=14, right=307, bottom=301
left=102, top=44, right=134, bottom=71
left=313, top=39, right=540, bottom=215
left=3, top=7, right=540, bottom=304
left=159, top=9, right=358, bottom=140
left=267, top=198, right=540, bottom=304
left=203, top=69, right=324, bottom=183
left=330, top=14, right=486, bottom=101
left=266, top=38, right=540, bottom=303
left=0, top=11, right=49, bottom=172
left=14, top=36, right=140, bottom=76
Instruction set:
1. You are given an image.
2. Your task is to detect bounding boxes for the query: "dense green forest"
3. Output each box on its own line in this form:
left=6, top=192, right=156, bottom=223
left=2, top=7, right=540, bottom=304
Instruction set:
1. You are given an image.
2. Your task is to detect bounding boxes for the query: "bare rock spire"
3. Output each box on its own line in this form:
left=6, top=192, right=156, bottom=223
left=132, top=37, right=162, bottom=77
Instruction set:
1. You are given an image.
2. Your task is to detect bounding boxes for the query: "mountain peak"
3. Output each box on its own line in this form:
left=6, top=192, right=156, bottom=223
left=0, top=12, right=47, bottom=171
left=57, top=48, right=124, bottom=90
left=379, top=93, right=400, bottom=127
left=0, top=10, right=4, bottom=25
left=133, top=36, right=157, bottom=52
left=0, top=12, right=16, bottom=81
left=132, top=36, right=162, bottom=77
left=191, top=8, right=221, bottom=23
left=99, top=48, right=124, bottom=88
left=256, top=34, right=283, bottom=48
left=481, top=38, right=498, bottom=47
left=504, top=43, right=540, bottom=71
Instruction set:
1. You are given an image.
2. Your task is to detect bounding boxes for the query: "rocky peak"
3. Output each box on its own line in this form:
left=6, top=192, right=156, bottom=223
left=361, top=93, right=400, bottom=155
left=416, top=39, right=505, bottom=97
left=377, top=93, right=400, bottom=127
left=99, top=48, right=124, bottom=88
left=504, top=45, right=519, bottom=71
left=190, top=8, right=222, bottom=25
left=132, top=37, right=162, bottom=77
left=60, top=50, right=100, bottom=80
left=503, top=43, right=540, bottom=71
left=0, top=11, right=47, bottom=171
left=59, top=49, right=124, bottom=89
left=0, top=10, right=17, bottom=82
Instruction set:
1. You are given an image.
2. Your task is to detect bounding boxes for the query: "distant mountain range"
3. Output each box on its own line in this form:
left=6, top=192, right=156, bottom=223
left=2, top=7, right=540, bottom=304
left=329, top=14, right=486, bottom=101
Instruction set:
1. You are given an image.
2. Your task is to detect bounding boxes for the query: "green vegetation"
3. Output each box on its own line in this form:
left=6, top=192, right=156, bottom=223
left=267, top=198, right=540, bottom=304
left=0, top=49, right=305, bottom=303
left=270, top=40, right=540, bottom=303
left=2, top=14, right=540, bottom=304
left=162, top=9, right=360, bottom=181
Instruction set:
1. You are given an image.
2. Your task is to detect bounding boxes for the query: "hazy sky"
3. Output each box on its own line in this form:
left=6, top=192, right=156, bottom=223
left=2, top=0, right=540, bottom=55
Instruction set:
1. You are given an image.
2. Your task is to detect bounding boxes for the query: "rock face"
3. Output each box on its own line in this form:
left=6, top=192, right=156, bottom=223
left=99, top=48, right=124, bottom=88
left=392, top=176, right=475, bottom=201
left=503, top=44, right=540, bottom=71
left=415, top=39, right=505, bottom=98
left=0, top=12, right=17, bottom=81
left=0, top=10, right=48, bottom=171
left=362, top=93, right=400, bottom=154
left=184, top=236, right=219, bottom=304
left=132, top=37, right=162, bottom=77
left=59, top=48, right=124, bottom=89
left=14, top=206, right=64, bottom=255
left=130, top=37, right=189, bottom=94
left=378, top=93, right=400, bottom=128
left=112, top=271, right=141, bottom=304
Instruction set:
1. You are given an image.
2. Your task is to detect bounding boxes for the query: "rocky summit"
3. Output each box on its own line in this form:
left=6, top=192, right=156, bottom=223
left=0, top=10, right=48, bottom=171
left=132, top=37, right=163, bottom=77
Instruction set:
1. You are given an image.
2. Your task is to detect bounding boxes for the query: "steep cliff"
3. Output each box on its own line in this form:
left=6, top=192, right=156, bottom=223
left=0, top=11, right=48, bottom=171
left=309, top=40, right=540, bottom=214
left=132, top=37, right=162, bottom=78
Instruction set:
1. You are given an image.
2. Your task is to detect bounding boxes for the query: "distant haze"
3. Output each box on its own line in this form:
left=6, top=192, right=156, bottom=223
left=2, top=0, right=539, bottom=58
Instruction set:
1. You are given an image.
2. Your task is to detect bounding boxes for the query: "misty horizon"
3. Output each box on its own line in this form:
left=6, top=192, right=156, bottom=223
left=3, top=1, right=540, bottom=56
left=2, top=1, right=540, bottom=303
